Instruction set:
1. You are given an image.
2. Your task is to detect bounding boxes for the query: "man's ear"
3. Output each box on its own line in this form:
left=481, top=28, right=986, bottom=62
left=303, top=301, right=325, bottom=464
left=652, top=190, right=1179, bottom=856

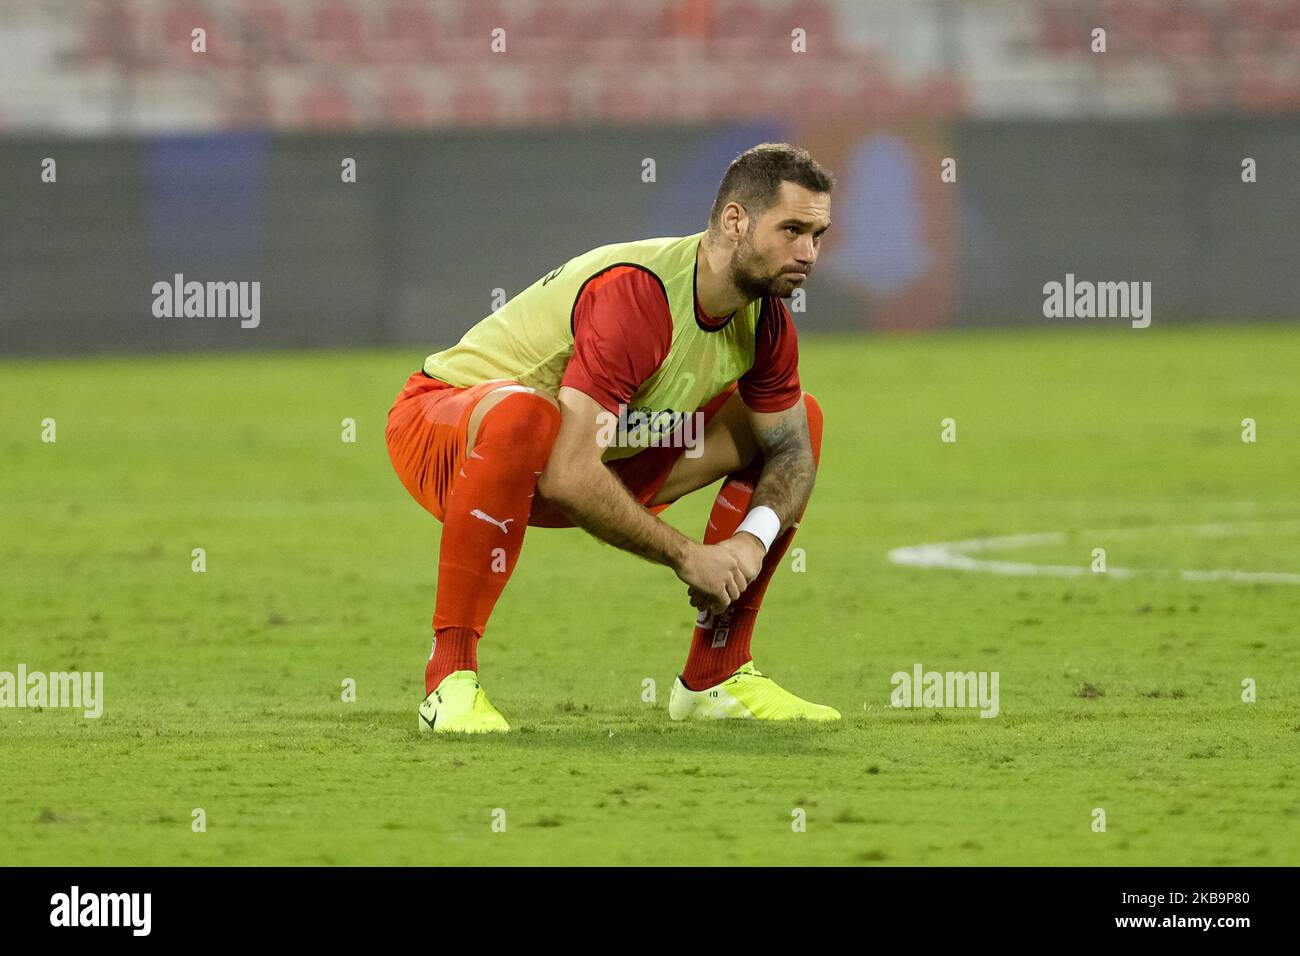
left=720, top=201, right=747, bottom=242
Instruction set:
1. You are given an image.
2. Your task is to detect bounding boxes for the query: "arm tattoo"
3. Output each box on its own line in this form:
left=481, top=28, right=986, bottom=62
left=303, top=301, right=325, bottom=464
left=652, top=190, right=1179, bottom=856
left=750, top=407, right=816, bottom=535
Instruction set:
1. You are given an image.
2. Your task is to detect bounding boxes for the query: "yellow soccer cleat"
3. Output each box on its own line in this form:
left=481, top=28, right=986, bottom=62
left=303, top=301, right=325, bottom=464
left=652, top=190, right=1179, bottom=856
left=668, top=661, right=841, bottom=722
left=418, top=670, right=510, bottom=734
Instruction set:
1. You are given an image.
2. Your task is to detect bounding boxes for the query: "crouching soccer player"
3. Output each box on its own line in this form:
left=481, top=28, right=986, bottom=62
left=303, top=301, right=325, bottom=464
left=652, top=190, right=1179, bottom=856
left=386, top=143, right=839, bottom=733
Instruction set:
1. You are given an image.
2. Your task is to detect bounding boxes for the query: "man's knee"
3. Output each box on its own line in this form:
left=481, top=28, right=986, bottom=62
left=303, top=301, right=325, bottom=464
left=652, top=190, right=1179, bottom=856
left=471, top=386, right=560, bottom=450
left=481, top=389, right=560, bottom=449
left=802, top=392, right=823, bottom=466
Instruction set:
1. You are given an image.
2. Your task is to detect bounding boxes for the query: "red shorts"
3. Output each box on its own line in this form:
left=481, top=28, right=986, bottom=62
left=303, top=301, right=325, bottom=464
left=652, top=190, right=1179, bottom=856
left=385, top=371, right=735, bottom=526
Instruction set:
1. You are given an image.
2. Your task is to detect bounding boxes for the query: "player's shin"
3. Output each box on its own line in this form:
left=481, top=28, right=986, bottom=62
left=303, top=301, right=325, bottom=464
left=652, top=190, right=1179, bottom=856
left=426, top=392, right=560, bottom=693
left=680, top=393, right=823, bottom=690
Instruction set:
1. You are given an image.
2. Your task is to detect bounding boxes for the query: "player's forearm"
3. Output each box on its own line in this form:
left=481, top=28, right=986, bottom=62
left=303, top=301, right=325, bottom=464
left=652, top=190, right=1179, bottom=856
left=744, top=399, right=818, bottom=537
left=538, top=462, right=691, bottom=569
left=750, top=443, right=816, bottom=535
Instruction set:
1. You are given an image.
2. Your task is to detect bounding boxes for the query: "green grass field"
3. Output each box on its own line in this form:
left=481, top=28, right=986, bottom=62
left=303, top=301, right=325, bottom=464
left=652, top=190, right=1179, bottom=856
left=2, top=325, right=1298, bottom=866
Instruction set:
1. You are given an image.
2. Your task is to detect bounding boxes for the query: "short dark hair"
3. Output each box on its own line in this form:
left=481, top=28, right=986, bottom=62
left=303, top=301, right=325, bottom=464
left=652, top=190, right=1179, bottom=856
left=708, top=143, right=834, bottom=229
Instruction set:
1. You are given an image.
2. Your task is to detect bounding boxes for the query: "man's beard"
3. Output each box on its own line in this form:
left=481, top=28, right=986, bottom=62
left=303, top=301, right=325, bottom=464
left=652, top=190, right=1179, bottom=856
left=729, top=231, right=803, bottom=300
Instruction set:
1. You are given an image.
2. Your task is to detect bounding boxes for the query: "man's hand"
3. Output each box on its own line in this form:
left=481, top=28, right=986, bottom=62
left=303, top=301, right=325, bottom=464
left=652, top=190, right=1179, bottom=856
left=723, top=532, right=765, bottom=583
left=679, top=534, right=766, bottom=613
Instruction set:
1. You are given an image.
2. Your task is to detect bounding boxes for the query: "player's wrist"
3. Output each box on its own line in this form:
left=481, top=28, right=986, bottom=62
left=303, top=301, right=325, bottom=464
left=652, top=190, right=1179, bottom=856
left=735, top=505, right=781, bottom=554
left=732, top=530, right=768, bottom=559
left=666, top=534, right=695, bottom=573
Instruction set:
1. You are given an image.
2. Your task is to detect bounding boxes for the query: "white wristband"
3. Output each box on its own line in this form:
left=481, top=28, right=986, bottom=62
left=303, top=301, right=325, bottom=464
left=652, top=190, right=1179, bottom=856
left=736, top=506, right=782, bottom=554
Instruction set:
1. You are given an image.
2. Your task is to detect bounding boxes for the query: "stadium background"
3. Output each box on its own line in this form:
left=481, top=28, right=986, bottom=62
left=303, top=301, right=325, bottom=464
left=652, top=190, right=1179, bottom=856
left=3, top=0, right=1299, bottom=354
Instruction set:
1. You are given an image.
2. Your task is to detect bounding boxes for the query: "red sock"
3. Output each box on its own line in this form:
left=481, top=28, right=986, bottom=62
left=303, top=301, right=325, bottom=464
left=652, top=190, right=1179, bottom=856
left=426, top=391, right=560, bottom=693
left=680, top=393, right=823, bottom=690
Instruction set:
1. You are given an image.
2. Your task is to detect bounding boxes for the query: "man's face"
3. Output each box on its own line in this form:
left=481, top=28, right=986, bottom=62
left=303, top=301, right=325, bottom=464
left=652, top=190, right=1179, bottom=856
left=729, top=182, right=831, bottom=300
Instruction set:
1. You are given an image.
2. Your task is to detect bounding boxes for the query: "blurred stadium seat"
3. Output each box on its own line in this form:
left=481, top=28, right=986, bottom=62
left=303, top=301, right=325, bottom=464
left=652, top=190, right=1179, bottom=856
left=3, top=0, right=1299, bottom=346
left=2, top=0, right=1287, bottom=133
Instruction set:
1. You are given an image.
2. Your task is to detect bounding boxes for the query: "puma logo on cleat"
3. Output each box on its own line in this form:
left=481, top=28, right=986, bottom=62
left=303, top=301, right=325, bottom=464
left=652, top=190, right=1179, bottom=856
left=714, top=495, right=743, bottom=514
left=470, top=509, right=514, bottom=533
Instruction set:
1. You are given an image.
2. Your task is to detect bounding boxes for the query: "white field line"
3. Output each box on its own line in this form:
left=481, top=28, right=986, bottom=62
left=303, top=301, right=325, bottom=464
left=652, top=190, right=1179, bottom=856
left=887, top=521, right=1300, bottom=585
